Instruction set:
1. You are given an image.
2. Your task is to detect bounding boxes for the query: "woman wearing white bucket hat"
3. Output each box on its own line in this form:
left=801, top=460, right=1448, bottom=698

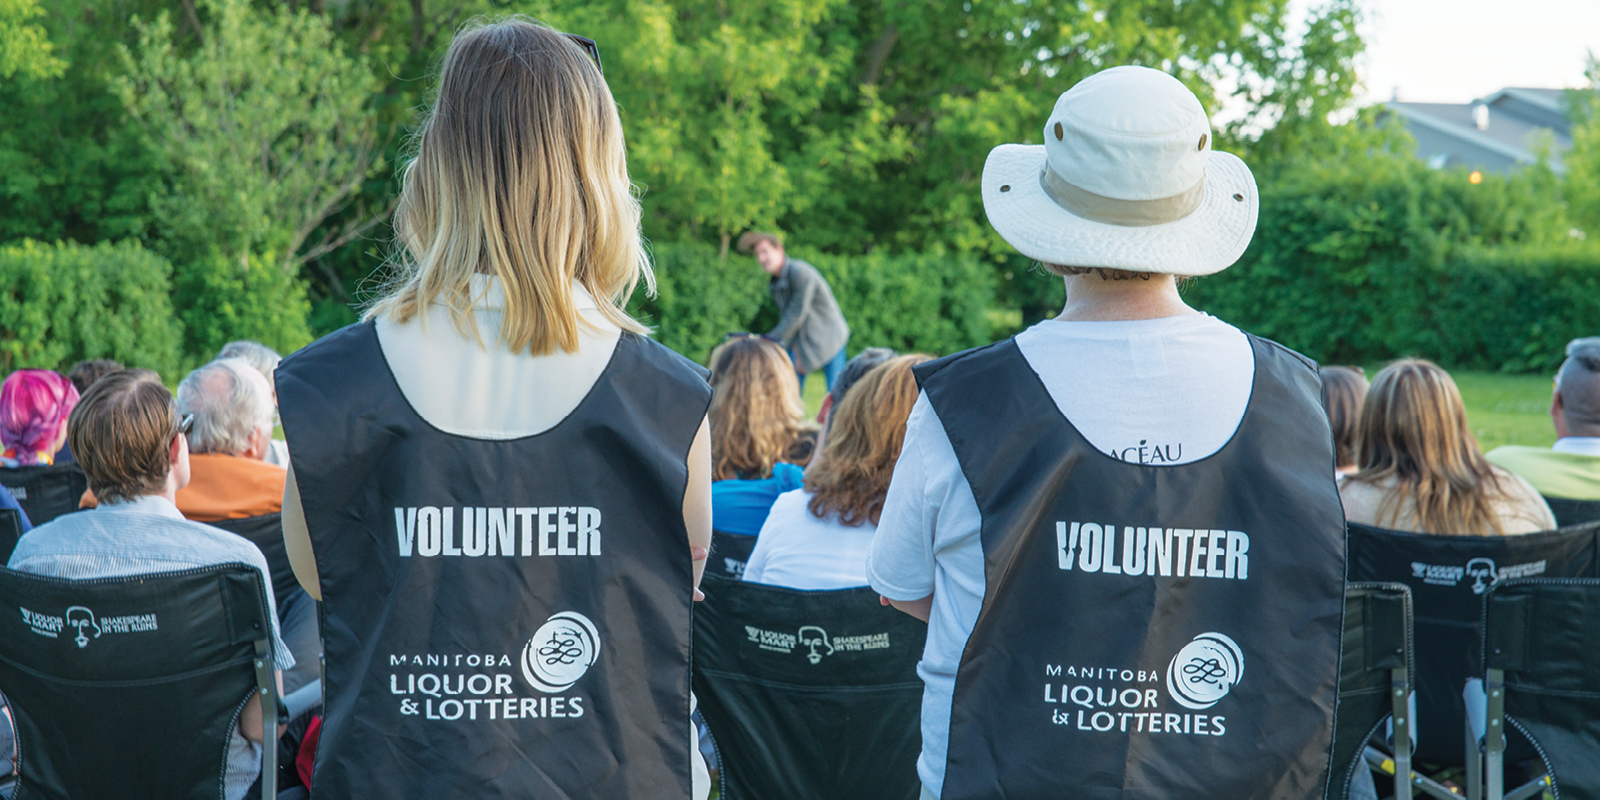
left=867, top=66, right=1351, bottom=799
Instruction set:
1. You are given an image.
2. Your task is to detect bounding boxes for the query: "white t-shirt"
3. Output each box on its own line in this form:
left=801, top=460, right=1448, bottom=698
left=743, top=489, right=876, bottom=590
left=865, top=313, right=1254, bottom=798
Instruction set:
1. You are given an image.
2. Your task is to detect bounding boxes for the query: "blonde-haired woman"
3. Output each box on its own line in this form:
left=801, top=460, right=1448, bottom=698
left=706, top=336, right=812, bottom=569
left=743, top=354, right=931, bottom=590
left=1340, top=359, right=1555, bottom=534
left=277, top=19, right=712, bottom=799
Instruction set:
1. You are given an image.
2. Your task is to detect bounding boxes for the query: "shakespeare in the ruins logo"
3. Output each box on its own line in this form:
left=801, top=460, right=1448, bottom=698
left=1166, top=632, right=1244, bottom=710
left=521, top=611, right=601, bottom=693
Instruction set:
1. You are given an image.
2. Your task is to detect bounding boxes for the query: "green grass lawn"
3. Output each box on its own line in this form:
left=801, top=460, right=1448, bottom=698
left=799, top=365, right=1557, bottom=454
left=1453, top=370, right=1557, bottom=452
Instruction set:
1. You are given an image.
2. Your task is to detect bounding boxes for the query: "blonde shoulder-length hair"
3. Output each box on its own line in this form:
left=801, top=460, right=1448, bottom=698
left=366, top=17, right=651, bottom=354
left=1347, top=358, right=1508, bottom=534
left=707, top=337, right=807, bottom=481
left=807, top=354, right=931, bottom=526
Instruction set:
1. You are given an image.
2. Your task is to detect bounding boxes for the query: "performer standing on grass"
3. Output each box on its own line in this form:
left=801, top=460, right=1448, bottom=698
left=277, top=19, right=711, bottom=799
left=867, top=66, right=1349, bottom=800
left=738, top=232, right=851, bottom=394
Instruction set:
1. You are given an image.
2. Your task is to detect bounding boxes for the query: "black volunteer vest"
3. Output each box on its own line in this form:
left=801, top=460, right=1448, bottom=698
left=920, top=336, right=1347, bottom=800
left=277, top=321, right=710, bottom=799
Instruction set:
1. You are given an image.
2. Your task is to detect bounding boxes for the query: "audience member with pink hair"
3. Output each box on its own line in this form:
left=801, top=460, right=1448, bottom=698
left=0, top=370, right=80, bottom=468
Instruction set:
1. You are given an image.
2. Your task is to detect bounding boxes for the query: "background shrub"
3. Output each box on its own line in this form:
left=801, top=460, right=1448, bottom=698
left=0, top=239, right=182, bottom=377
left=632, top=243, right=997, bottom=364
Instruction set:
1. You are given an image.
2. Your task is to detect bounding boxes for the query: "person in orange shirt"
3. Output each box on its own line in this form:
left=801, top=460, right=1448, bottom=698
left=173, top=358, right=285, bottom=521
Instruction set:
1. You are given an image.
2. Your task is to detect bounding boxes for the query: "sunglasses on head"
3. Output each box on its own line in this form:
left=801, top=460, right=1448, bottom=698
left=176, top=413, right=194, bottom=438
left=565, top=33, right=602, bottom=74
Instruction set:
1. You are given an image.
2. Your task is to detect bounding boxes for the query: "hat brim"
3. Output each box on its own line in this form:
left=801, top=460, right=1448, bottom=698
left=981, top=144, right=1258, bottom=276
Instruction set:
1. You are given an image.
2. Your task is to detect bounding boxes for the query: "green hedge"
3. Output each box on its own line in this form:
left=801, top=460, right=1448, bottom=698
left=632, top=242, right=997, bottom=364
left=1190, top=243, right=1600, bottom=373
left=1184, top=146, right=1593, bottom=373
left=0, top=239, right=182, bottom=377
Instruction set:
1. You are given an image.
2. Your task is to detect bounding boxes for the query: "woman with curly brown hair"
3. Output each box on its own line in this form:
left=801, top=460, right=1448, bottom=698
left=1340, top=359, right=1555, bottom=534
left=707, top=336, right=812, bottom=553
left=743, top=354, right=931, bottom=589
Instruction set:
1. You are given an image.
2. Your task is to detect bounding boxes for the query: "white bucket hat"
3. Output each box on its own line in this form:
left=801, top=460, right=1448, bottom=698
left=981, top=65, right=1258, bottom=276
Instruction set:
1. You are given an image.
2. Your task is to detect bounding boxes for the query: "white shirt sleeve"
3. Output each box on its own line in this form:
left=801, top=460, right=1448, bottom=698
left=867, top=392, right=939, bottom=601
left=741, top=524, right=772, bottom=584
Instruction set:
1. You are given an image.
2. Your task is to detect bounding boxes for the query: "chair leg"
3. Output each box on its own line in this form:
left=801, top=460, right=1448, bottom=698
left=1484, top=670, right=1505, bottom=800
left=256, top=639, right=279, bottom=800
left=1465, top=718, right=1482, bottom=800
left=1392, top=668, right=1414, bottom=800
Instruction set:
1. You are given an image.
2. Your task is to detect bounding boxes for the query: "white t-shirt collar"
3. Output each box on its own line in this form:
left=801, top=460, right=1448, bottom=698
left=1552, top=437, right=1600, bottom=457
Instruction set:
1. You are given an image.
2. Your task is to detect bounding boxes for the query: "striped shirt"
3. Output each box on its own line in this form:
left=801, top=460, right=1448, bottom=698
left=7, top=493, right=293, bottom=800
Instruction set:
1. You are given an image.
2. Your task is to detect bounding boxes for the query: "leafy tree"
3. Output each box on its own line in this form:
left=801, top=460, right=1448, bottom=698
left=0, top=0, right=62, bottom=79
left=1565, top=56, right=1600, bottom=237
left=114, top=0, right=383, bottom=354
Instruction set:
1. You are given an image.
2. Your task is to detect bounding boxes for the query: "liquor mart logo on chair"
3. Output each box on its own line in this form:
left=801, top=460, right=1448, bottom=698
left=1044, top=631, right=1244, bottom=736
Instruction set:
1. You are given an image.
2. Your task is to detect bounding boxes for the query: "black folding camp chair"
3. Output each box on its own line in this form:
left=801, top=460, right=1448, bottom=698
left=1331, top=582, right=1414, bottom=800
left=706, top=530, right=759, bottom=580
left=1542, top=496, right=1600, bottom=528
left=1480, top=577, right=1600, bottom=800
left=1347, top=521, right=1600, bottom=779
left=0, top=509, right=22, bottom=565
left=207, top=514, right=321, bottom=696
left=0, top=563, right=281, bottom=799
left=0, top=464, right=86, bottom=526
left=692, top=574, right=927, bottom=800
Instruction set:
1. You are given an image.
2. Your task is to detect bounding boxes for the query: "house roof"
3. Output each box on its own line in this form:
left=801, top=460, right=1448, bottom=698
left=1383, top=86, right=1574, bottom=175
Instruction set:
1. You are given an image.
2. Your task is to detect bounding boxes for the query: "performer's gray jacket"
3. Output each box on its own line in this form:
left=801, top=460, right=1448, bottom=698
left=766, top=257, right=849, bottom=372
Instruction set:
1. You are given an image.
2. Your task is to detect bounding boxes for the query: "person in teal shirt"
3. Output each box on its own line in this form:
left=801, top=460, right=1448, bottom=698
left=1488, top=337, right=1600, bottom=501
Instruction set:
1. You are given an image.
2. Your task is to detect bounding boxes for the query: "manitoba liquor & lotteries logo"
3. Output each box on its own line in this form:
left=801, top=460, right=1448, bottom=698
left=1044, top=631, right=1244, bottom=736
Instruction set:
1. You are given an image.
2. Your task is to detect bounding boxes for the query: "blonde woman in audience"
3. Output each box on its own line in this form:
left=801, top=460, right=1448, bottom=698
left=708, top=336, right=813, bottom=548
left=275, top=18, right=711, bottom=798
left=1340, top=359, right=1555, bottom=534
left=744, top=354, right=931, bottom=590
left=1320, top=366, right=1368, bottom=478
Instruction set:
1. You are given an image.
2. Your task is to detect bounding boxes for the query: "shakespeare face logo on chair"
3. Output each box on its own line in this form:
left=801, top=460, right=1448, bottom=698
left=1466, top=558, right=1498, bottom=595
left=65, top=606, right=100, bottom=648
left=1166, top=632, right=1244, bottom=710
left=522, top=611, right=602, bottom=693
left=798, top=626, right=833, bottom=664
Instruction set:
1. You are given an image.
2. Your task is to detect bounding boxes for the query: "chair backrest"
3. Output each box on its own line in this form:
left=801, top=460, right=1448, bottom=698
left=1346, top=520, right=1600, bottom=765
left=1484, top=577, right=1600, bottom=800
left=0, top=464, right=88, bottom=526
left=1543, top=496, right=1600, bottom=528
left=1330, top=582, right=1413, bottom=800
left=692, top=574, right=927, bottom=800
left=0, top=508, right=21, bottom=564
left=707, top=530, right=758, bottom=580
left=207, top=513, right=297, bottom=611
left=0, top=563, right=277, bottom=800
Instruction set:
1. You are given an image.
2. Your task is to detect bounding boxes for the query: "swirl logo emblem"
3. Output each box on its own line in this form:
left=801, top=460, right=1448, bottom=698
left=521, top=611, right=602, bottom=693
left=1165, top=632, right=1244, bottom=710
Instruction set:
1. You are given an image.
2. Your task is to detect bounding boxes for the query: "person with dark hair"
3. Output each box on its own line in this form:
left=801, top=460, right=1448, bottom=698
left=1341, top=359, right=1554, bottom=534
left=7, top=368, right=291, bottom=800
left=276, top=19, right=712, bottom=798
left=737, top=231, right=850, bottom=393
left=744, top=355, right=929, bottom=590
left=807, top=346, right=898, bottom=470
left=66, top=359, right=124, bottom=396
left=1320, top=366, right=1368, bottom=478
left=1488, top=337, right=1600, bottom=501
